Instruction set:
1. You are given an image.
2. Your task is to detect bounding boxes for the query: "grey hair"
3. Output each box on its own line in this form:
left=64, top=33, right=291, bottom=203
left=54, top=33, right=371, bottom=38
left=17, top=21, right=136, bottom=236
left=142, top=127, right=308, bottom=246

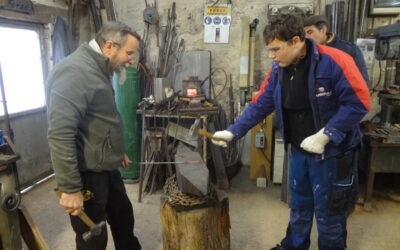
left=95, top=21, right=141, bottom=47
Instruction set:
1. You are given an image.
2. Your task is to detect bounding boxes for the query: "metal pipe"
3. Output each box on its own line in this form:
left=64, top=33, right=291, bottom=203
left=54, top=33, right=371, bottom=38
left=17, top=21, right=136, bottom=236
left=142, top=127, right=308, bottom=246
left=354, top=0, right=360, bottom=42
left=0, top=63, right=11, bottom=138
left=249, top=18, right=259, bottom=88
left=332, top=1, right=337, bottom=35
left=359, top=0, right=368, bottom=37
left=347, top=0, right=354, bottom=41
left=229, top=74, right=234, bottom=124
left=338, top=1, right=345, bottom=39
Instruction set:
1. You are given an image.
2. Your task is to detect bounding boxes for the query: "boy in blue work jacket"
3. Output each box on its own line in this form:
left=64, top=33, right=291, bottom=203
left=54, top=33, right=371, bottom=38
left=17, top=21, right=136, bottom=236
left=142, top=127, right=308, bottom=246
left=212, top=14, right=370, bottom=250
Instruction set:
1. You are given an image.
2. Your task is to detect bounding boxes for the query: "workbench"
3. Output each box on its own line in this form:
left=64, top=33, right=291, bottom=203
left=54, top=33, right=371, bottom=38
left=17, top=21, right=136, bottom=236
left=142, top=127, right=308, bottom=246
left=363, top=139, right=400, bottom=209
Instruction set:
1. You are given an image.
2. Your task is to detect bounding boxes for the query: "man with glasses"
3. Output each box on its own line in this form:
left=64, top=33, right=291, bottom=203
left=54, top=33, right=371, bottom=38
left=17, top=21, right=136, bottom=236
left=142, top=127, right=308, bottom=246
left=47, top=22, right=141, bottom=249
left=212, top=14, right=370, bottom=250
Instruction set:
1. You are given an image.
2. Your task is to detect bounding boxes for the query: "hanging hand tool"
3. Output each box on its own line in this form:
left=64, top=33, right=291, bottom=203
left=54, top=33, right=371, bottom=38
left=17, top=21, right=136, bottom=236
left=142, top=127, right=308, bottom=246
left=54, top=189, right=106, bottom=242
left=188, top=118, right=201, bottom=137
left=249, top=18, right=259, bottom=88
left=143, top=4, right=160, bottom=46
left=239, top=16, right=250, bottom=106
left=198, top=129, right=228, bottom=143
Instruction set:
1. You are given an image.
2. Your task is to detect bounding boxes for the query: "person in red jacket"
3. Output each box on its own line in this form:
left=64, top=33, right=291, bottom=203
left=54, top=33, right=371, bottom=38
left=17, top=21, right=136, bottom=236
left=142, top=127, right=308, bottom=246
left=212, top=14, right=370, bottom=250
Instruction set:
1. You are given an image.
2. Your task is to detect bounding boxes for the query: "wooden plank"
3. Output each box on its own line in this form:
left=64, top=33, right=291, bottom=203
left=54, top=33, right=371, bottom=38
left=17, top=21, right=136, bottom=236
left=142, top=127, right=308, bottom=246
left=175, top=143, right=209, bottom=196
left=273, top=136, right=285, bottom=183
left=249, top=114, right=274, bottom=181
left=208, top=122, right=229, bottom=189
left=18, top=205, right=50, bottom=250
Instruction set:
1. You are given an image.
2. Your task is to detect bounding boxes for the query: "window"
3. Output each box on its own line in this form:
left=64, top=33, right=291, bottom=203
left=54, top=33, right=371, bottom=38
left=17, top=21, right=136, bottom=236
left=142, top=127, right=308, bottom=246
left=370, top=0, right=400, bottom=15
left=0, top=21, right=46, bottom=116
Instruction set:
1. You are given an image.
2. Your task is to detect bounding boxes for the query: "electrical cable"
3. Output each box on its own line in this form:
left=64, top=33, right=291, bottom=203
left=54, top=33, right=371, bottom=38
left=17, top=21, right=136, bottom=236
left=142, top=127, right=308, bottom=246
left=213, top=67, right=228, bottom=98
left=135, top=61, right=151, bottom=79
left=373, top=60, right=383, bottom=90
left=200, top=67, right=228, bottom=99
left=259, top=147, right=271, bottom=164
left=373, top=41, right=390, bottom=90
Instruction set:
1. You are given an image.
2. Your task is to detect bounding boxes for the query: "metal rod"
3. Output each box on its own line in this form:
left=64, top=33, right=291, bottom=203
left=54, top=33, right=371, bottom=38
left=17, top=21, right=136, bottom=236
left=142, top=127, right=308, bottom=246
left=359, top=0, right=367, bottom=38
left=0, top=64, right=22, bottom=200
left=140, top=160, right=201, bottom=165
left=347, top=0, right=353, bottom=41
left=354, top=0, right=360, bottom=42
left=0, top=63, right=11, bottom=138
left=138, top=107, right=147, bottom=203
left=229, top=73, right=234, bottom=124
left=139, top=161, right=201, bottom=165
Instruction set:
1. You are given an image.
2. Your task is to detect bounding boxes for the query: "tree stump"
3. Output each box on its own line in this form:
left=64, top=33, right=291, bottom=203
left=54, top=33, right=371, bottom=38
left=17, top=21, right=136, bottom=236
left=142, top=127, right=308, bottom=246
left=160, top=197, right=230, bottom=250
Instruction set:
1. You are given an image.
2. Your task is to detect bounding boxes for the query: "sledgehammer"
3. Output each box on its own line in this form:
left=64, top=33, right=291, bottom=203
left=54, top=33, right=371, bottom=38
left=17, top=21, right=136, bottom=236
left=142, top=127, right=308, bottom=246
left=54, top=188, right=106, bottom=242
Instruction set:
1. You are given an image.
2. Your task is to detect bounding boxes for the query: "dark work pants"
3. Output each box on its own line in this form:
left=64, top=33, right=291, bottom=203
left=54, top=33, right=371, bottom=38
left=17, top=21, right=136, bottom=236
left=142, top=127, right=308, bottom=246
left=69, top=170, right=141, bottom=250
left=280, top=147, right=356, bottom=250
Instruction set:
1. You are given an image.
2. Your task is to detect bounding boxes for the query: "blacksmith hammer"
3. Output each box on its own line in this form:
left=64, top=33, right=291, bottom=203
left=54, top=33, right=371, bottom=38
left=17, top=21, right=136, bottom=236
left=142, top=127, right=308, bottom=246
left=198, top=129, right=228, bottom=142
left=54, top=188, right=106, bottom=242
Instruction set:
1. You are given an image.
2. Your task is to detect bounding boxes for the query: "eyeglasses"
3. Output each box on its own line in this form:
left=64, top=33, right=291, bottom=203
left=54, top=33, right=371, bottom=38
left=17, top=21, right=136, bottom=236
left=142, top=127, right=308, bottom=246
left=111, top=41, right=136, bottom=58
left=266, top=38, right=294, bottom=54
left=266, top=45, right=285, bottom=54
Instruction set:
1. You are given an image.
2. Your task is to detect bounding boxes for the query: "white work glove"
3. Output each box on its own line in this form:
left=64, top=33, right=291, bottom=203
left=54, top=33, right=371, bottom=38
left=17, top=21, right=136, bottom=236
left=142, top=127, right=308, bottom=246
left=211, top=130, right=234, bottom=148
left=300, top=128, right=330, bottom=154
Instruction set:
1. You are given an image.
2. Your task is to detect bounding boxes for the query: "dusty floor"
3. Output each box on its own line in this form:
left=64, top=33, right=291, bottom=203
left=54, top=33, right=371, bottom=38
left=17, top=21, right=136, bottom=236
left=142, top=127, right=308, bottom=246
left=22, top=167, right=400, bottom=250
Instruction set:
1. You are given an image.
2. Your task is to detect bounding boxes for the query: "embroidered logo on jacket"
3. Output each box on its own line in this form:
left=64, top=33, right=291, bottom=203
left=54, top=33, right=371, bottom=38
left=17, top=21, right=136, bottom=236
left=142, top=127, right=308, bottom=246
left=316, top=87, right=332, bottom=97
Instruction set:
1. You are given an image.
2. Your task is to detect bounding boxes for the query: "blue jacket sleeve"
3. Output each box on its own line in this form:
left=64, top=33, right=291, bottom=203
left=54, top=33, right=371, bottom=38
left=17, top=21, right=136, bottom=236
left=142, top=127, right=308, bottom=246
left=227, top=70, right=276, bottom=139
left=352, top=45, right=370, bottom=88
left=323, top=54, right=371, bottom=145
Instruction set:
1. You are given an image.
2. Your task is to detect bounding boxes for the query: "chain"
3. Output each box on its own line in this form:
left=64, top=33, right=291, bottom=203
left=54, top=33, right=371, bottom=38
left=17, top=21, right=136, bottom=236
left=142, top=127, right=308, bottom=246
left=163, top=175, right=216, bottom=206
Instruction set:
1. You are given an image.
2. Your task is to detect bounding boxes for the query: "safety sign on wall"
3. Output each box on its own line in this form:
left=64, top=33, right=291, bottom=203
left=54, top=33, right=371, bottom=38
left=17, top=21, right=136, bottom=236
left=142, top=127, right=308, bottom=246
left=203, top=4, right=231, bottom=43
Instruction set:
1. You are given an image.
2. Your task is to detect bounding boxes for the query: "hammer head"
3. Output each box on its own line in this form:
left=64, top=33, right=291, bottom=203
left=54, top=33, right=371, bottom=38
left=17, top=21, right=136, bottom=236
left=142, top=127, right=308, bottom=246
left=188, top=118, right=200, bottom=137
left=82, top=221, right=106, bottom=242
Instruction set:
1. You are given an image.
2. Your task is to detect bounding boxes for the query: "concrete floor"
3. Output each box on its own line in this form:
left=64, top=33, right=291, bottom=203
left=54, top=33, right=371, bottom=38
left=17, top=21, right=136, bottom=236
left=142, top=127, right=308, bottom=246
left=22, top=167, right=400, bottom=250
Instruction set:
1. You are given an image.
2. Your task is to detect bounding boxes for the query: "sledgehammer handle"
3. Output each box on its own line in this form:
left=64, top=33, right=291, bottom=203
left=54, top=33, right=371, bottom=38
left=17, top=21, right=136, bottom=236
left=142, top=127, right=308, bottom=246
left=54, top=189, right=95, bottom=228
left=198, top=129, right=227, bottom=142
left=76, top=210, right=96, bottom=228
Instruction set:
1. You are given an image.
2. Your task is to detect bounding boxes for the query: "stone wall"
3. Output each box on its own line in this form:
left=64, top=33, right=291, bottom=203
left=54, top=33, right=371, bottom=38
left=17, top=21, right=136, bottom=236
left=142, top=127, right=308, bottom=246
left=114, top=0, right=399, bottom=122
left=113, top=0, right=287, bottom=114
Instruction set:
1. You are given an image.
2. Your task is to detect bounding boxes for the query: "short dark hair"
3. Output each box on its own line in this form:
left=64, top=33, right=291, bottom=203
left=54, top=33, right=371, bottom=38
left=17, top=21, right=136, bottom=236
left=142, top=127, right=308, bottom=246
left=303, top=15, right=329, bottom=31
left=95, top=21, right=141, bottom=47
left=263, top=14, right=305, bottom=45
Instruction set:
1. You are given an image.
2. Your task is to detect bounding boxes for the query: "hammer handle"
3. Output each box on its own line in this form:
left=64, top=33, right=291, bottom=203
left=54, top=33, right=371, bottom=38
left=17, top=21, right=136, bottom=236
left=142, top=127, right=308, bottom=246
left=198, top=129, right=227, bottom=142
left=78, top=211, right=96, bottom=228
left=54, top=189, right=95, bottom=228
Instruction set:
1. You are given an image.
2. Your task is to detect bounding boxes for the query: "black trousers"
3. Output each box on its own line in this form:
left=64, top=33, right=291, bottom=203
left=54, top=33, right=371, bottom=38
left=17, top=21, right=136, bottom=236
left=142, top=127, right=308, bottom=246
left=69, top=170, right=141, bottom=250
